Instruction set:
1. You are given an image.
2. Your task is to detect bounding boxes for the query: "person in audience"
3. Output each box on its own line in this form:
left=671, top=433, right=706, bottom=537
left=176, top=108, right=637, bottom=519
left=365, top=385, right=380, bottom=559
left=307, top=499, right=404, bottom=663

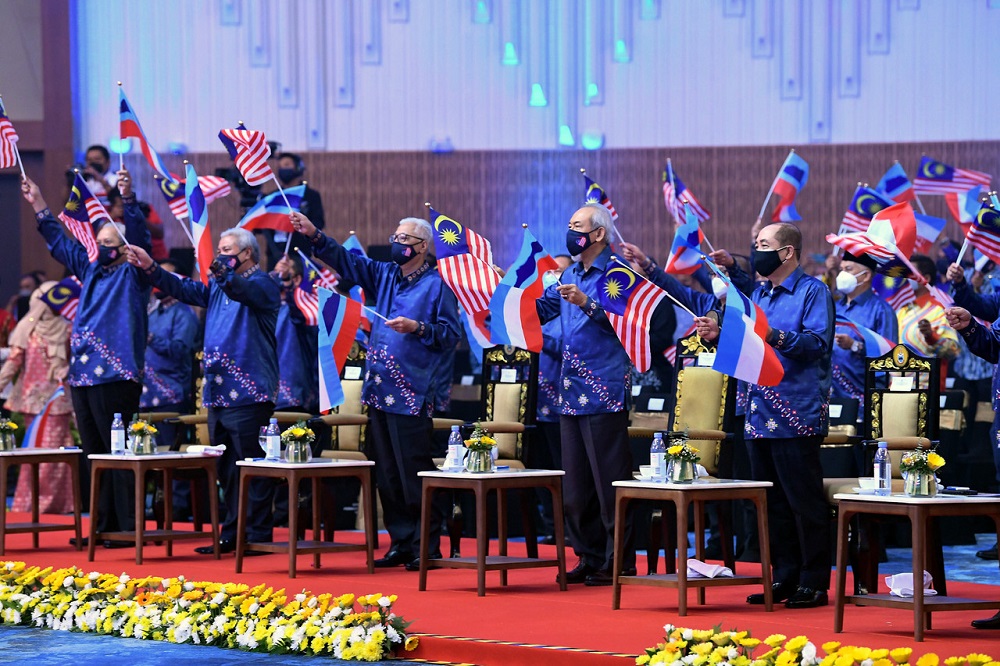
left=7, top=273, right=44, bottom=321
left=535, top=204, right=635, bottom=587
left=21, top=170, right=151, bottom=547
left=126, top=229, right=280, bottom=556
left=271, top=255, right=319, bottom=416
left=263, top=153, right=327, bottom=265
left=289, top=210, right=460, bottom=571
left=0, top=281, right=75, bottom=514
left=898, top=255, right=959, bottom=385
left=81, top=144, right=119, bottom=202
left=696, top=222, right=834, bottom=609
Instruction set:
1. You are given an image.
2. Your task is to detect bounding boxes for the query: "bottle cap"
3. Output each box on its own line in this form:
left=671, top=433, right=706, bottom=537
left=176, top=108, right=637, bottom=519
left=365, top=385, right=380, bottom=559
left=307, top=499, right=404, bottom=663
left=878, top=441, right=888, bottom=448
left=452, top=425, right=460, bottom=431
left=114, top=413, right=121, bottom=418
left=270, top=418, right=278, bottom=423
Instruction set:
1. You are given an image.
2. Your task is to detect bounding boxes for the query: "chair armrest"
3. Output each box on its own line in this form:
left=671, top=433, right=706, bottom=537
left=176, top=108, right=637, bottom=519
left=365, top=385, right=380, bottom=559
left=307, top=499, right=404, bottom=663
left=271, top=411, right=315, bottom=424
left=685, top=429, right=727, bottom=441
left=627, top=427, right=658, bottom=439
left=174, top=414, right=208, bottom=426
left=137, top=411, right=182, bottom=423
left=432, top=418, right=464, bottom=431
left=475, top=420, right=525, bottom=434
left=867, top=436, right=935, bottom=450
left=311, top=414, right=369, bottom=427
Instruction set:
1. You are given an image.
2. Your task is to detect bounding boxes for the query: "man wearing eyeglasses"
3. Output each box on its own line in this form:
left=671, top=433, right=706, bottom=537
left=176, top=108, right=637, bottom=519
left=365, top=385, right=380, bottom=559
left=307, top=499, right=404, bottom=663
left=290, top=212, right=460, bottom=571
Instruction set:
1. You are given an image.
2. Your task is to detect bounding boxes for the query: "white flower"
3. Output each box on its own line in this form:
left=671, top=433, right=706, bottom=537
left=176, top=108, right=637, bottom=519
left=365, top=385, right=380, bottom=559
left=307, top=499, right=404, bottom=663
left=801, top=642, right=817, bottom=665
left=211, top=592, right=226, bottom=605
left=116, top=584, right=125, bottom=593
left=663, top=623, right=675, bottom=634
left=682, top=629, right=693, bottom=640
left=386, top=625, right=400, bottom=643
left=728, top=647, right=739, bottom=660
left=183, top=582, right=194, bottom=591
left=247, top=601, right=259, bottom=614
left=378, top=596, right=391, bottom=607
left=88, top=572, right=100, bottom=580
left=682, top=655, right=699, bottom=665
left=63, top=577, right=73, bottom=588
left=173, top=622, right=192, bottom=644
left=119, top=573, right=130, bottom=583
left=295, top=593, right=306, bottom=603
left=94, top=366, right=104, bottom=377
left=861, top=660, right=873, bottom=666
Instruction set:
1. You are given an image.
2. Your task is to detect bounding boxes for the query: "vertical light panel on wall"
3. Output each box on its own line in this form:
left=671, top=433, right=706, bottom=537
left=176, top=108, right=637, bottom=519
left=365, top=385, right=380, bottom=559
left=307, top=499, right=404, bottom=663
left=723, top=0, right=746, bottom=18
left=472, top=0, right=493, bottom=23
left=837, top=0, right=860, bottom=98
left=807, top=0, right=831, bottom=142
left=276, top=0, right=299, bottom=108
left=303, top=0, right=326, bottom=147
left=499, top=0, right=521, bottom=65
left=751, top=0, right=774, bottom=58
left=220, top=0, right=241, bottom=25
left=639, top=0, right=661, bottom=20
left=388, top=0, right=409, bottom=22
left=779, top=0, right=803, bottom=99
left=581, top=0, right=604, bottom=106
left=551, top=0, right=578, bottom=146
left=247, top=0, right=270, bottom=67
left=611, top=0, right=632, bottom=63
left=525, top=0, right=549, bottom=106
left=990, top=0, right=1000, bottom=8
left=897, top=0, right=919, bottom=9
left=360, top=0, right=381, bottom=65
left=867, top=0, right=890, bottom=54
left=329, top=0, right=354, bottom=107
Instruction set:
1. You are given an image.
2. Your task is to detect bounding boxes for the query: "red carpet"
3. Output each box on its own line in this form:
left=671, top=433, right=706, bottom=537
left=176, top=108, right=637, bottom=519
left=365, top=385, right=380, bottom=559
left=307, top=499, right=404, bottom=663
left=4, top=513, right=1000, bottom=666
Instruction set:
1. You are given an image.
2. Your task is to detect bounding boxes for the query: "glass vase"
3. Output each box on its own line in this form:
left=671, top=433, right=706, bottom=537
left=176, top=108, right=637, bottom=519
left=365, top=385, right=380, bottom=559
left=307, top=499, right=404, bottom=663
left=903, top=472, right=936, bottom=497
left=464, top=448, right=493, bottom=473
left=284, top=441, right=312, bottom=464
left=667, top=459, right=697, bottom=483
left=0, top=432, right=16, bottom=451
left=129, top=433, right=155, bottom=455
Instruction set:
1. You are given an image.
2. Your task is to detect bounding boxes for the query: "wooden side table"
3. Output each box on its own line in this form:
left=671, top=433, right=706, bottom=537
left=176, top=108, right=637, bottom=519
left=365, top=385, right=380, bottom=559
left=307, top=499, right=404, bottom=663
left=235, top=459, right=376, bottom=578
left=88, top=452, right=221, bottom=564
left=416, top=469, right=567, bottom=597
left=0, top=448, right=83, bottom=554
left=833, top=492, right=1000, bottom=642
left=611, top=479, right=774, bottom=615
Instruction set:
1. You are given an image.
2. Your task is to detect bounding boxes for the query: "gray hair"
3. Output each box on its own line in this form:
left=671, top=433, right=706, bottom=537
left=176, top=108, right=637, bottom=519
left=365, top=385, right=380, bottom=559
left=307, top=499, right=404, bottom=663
left=98, top=220, right=127, bottom=238
left=581, top=203, right=613, bottom=237
left=398, top=217, right=433, bottom=242
left=220, top=227, right=260, bottom=263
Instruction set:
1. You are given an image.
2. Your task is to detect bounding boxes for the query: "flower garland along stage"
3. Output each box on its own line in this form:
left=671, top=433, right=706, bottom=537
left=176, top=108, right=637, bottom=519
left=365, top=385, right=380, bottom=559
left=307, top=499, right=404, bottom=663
left=637, top=625, right=998, bottom=666
left=0, top=562, right=418, bottom=662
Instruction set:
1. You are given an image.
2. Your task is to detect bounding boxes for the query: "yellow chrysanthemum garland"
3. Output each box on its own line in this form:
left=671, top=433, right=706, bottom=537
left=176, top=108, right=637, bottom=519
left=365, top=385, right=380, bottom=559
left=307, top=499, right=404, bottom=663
left=637, top=625, right=997, bottom=666
left=0, top=562, right=418, bottom=662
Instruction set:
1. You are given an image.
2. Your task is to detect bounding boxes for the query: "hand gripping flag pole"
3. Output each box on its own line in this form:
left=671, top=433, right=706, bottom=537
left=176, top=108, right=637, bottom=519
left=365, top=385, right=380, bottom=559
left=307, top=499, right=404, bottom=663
left=609, top=255, right=696, bottom=317
left=293, top=247, right=389, bottom=322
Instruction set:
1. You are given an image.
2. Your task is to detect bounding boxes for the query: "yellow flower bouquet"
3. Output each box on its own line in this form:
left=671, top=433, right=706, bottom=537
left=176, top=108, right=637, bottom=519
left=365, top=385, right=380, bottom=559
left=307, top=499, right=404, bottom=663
left=463, top=423, right=497, bottom=453
left=129, top=419, right=159, bottom=437
left=0, top=419, right=18, bottom=435
left=463, top=423, right=497, bottom=473
left=899, top=449, right=945, bottom=475
left=281, top=421, right=316, bottom=464
left=128, top=418, right=158, bottom=454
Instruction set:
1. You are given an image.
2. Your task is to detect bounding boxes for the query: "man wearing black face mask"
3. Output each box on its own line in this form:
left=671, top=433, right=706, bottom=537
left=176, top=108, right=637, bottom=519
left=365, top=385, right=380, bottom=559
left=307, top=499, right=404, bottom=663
left=262, top=153, right=326, bottom=265
left=289, top=211, right=460, bottom=571
left=81, top=145, right=118, bottom=203
left=696, top=222, right=834, bottom=609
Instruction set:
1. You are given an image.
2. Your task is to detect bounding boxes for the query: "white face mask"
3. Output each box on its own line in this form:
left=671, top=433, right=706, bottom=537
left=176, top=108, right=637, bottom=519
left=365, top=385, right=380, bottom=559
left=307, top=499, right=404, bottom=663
left=907, top=278, right=921, bottom=290
left=835, top=270, right=860, bottom=295
left=542, top=270, right=560, bottom=288
left=711, top=277, right=728, bottom=299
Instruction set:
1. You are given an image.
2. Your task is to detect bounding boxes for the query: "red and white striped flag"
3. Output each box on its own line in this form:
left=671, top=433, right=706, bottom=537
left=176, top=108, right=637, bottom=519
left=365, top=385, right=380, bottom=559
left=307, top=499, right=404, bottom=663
left=165, top=175, right=232, bottom=219
left=58, top=174, right=110, bottom=262
left=598, top=258, right=668, bottom=372
left=0, top=98, right=19, bottom=170
left=218, top=126, right=274, bottom=186
left=293, top=287, right=320, bottom=327
left=912, top=156, right=991, bottom=195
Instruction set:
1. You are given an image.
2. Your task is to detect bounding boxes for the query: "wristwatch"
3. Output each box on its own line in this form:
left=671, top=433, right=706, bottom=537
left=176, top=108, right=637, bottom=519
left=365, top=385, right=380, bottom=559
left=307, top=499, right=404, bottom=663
left=851, top=341, right=861, bottom=354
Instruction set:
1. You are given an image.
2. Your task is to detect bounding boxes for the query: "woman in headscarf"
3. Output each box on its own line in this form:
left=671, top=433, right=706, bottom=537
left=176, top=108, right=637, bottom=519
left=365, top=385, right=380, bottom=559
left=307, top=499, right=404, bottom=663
left=0, top=281, right=75, bottom=513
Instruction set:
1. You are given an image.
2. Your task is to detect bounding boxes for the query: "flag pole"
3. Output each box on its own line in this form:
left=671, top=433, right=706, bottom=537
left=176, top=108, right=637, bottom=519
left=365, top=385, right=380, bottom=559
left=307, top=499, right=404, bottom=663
left=757, top=149, right=794, bottom=221
left=116, top=82, right=125, bottom=171
left=580, top=168, right=627, bottom=247
left=153, top=174, right=197, bottom=246
left=270, top=173, right=295, bottom=254
left=610, top=255, right=696, bottom=317
left=666, top=158, right=680, bottom=224
left=990, top=190, right=1000, bottom=209
left=895, top=161, right=927, bottom=214
left=282, top=180, right=307, bottom=256
left=955, top=237, right=970, bottom=268
left=12, top=143, right=26, bottom=180
left=295, top=247, right=389, bottom=322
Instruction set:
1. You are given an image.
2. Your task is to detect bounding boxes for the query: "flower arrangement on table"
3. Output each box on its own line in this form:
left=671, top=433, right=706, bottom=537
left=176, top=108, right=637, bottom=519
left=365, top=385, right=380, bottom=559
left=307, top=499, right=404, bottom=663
left=0, top=419, right=17, bottom=435
left=127, top=418, right=158, bottom=454
left=665, top=438, right=700, bottom=464
left=463, top=423, right=497, bottom=452
left=129, top=419, right=159, bottom=437
left=899, top=449, right=945, bottom=475
left=638, top=624, right=995, bottom=666
left=0, top=562, right=418, bottom=661
left=281, top=421, right=316, bottom=463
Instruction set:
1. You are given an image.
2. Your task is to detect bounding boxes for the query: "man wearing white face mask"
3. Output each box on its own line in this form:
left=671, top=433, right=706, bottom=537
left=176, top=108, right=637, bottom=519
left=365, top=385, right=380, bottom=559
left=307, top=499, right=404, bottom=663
left=831, top=253, right=898, bottom=406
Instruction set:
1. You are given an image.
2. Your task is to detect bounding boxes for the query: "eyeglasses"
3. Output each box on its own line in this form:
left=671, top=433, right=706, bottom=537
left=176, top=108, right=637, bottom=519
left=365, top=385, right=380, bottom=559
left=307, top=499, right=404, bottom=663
left=388, top=233, right=424, bottom=244
left=97, top=241, right=124, bottom=249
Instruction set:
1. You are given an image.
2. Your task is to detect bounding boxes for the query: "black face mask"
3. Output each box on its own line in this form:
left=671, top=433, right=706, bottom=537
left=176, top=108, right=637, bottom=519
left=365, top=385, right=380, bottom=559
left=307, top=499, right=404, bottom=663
left=566, top=229, right=596, bottom=257
left=277, top=168, right=300, bottom=185
left=88, top=161, right=105, bottom=175
left=215, top=253, right=241, bottom=271
left=391, top=241, right=421, bottom=266
left=751, top=247, right=786, bottom=278
left=97, top=245, right=121, bottom=267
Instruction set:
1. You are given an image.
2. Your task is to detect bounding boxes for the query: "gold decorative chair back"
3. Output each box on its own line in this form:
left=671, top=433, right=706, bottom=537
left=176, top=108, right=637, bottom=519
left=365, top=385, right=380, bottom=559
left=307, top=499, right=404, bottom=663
left=331, top=342, right=369, bottom=452
left=480, top=346, right=538, bottom=461
left=671, top=331, right=733, bottom=476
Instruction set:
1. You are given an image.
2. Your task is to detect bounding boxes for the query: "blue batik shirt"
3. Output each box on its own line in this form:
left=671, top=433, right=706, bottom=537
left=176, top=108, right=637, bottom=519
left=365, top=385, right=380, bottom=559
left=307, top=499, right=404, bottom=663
left=149, top=265, right=280, bottom=409
left=536, top=245, right=632, bottom=415
left=141, top=299, right=199, bottom=408
left=36, top=202, right=152, bottom=386
left=310, top=232, right=461, bottom=417
left=275, top=293, right=319, bottom=411
left=952, top=278, right=1000, bottom=411
left=536, top=318, right=562, bottom=422
left=832, top=289, right=898, bottom=403
left=745, top=267, right=834, bottom=439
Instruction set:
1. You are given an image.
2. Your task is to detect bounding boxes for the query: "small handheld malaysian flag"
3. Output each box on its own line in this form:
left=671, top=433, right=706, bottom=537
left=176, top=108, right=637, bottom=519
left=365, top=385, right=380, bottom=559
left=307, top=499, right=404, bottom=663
left=58, top=174, right=111, bottom=262
left=581, top=170, right=618, bottom=221
left=40, top=277, right=82, bottom=321
left=0, top=97, right=20, bottom=171
left=912, top=156, right=991, bottom=196
left=218, top=124, right=274, bottom=186
left=597, top=257, right=668, bottom=372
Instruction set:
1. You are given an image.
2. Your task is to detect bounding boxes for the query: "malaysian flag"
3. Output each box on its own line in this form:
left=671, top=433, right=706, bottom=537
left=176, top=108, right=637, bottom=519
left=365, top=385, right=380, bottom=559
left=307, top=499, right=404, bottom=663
left=912, top=156, right=991, bottom=195
left=159, top=174, right=231, bottom=220
left=0, top=98, right=20, bottom=170
left=967, top=203, right=1000, bottom=266
left=840, top=185, right=894, bottom=234
left=597, top=257, right=667, bottom=372
left=662, top=161, right=710, bottom=222
left=582, top=171, right=619, bottom=221
left=40, top=277, right=82, bottom=321
left=59, top=174, right=110, bottom=262
left=872, top=273, right=915, bottom=310
left=428, top=205, right=501, bottom=348
left=292, top=262, right=324, bottom=327
left=218, top=124, right=274, bottom=186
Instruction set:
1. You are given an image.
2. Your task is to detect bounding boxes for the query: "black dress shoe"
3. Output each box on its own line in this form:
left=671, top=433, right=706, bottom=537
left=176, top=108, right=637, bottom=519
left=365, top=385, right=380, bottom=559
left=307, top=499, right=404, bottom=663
left=103, top=540, right=133, bottom=549
left=785, top=587, right=828, bottom=609
left=196, top=539, right=236, bottom=555
left=583, top=567, right=637, bottom=587
left=373, top=549, right=414, bottom=568
left=539, top=535, right=557, bottom=546
left=404, top=553, right=443, bottom=572
left=976, top=543, right=998, bottom=560
left=747, top=580, right=797, bottom=605
left=69, top=537, right=88, bottom=548
left=972, top=610, right=1000, bottom=629
left=557, top=560, right=598, bottom=584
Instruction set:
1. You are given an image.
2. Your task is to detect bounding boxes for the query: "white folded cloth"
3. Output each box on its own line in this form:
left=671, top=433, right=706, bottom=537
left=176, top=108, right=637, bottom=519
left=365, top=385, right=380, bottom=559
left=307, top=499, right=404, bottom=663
left=696, top=464, right=709, bottom=478
left=686, top=558, right=734, bottom=578
left=187, top=444, right=226, bottom=456
left=885, top=571, right=936, bottom=597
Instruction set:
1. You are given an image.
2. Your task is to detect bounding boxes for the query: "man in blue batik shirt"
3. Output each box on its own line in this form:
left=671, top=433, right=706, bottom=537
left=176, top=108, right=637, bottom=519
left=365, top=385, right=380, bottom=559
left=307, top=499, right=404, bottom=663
left=697, top=222, right=834, bottom=609
left=22, top=172, right=151, bottom=547
left=536, top=204, right=635, bottom=587
left=127, top=230, right=280, bottom=555
left=290, top=211, right=460, bottom=571
left=831, top=252, right=898, bottom=408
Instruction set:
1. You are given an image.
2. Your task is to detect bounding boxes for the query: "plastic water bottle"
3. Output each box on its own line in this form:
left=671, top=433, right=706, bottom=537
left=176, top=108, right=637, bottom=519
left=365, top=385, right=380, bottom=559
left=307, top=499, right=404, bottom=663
left=650, top=432, right=667, bottom=480
left=446, top=426, right=464, bottom=471
left=874, top=441, right=891, bottom=496
left=265, top=418, right=281, bottom=461
left=110, top=413, right=126, bottom=455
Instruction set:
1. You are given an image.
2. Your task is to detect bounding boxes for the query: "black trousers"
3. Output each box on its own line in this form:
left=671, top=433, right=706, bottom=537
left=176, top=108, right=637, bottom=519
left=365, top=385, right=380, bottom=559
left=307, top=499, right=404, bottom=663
left=368, top=407, right=446, bottom=556
left=71, top=381, right=141, bottom=533
left=209, top=401, right=276, bottom=542
left=746, top=435, right=830, bottom=590
left=560, top=410, right=634, bottom=572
